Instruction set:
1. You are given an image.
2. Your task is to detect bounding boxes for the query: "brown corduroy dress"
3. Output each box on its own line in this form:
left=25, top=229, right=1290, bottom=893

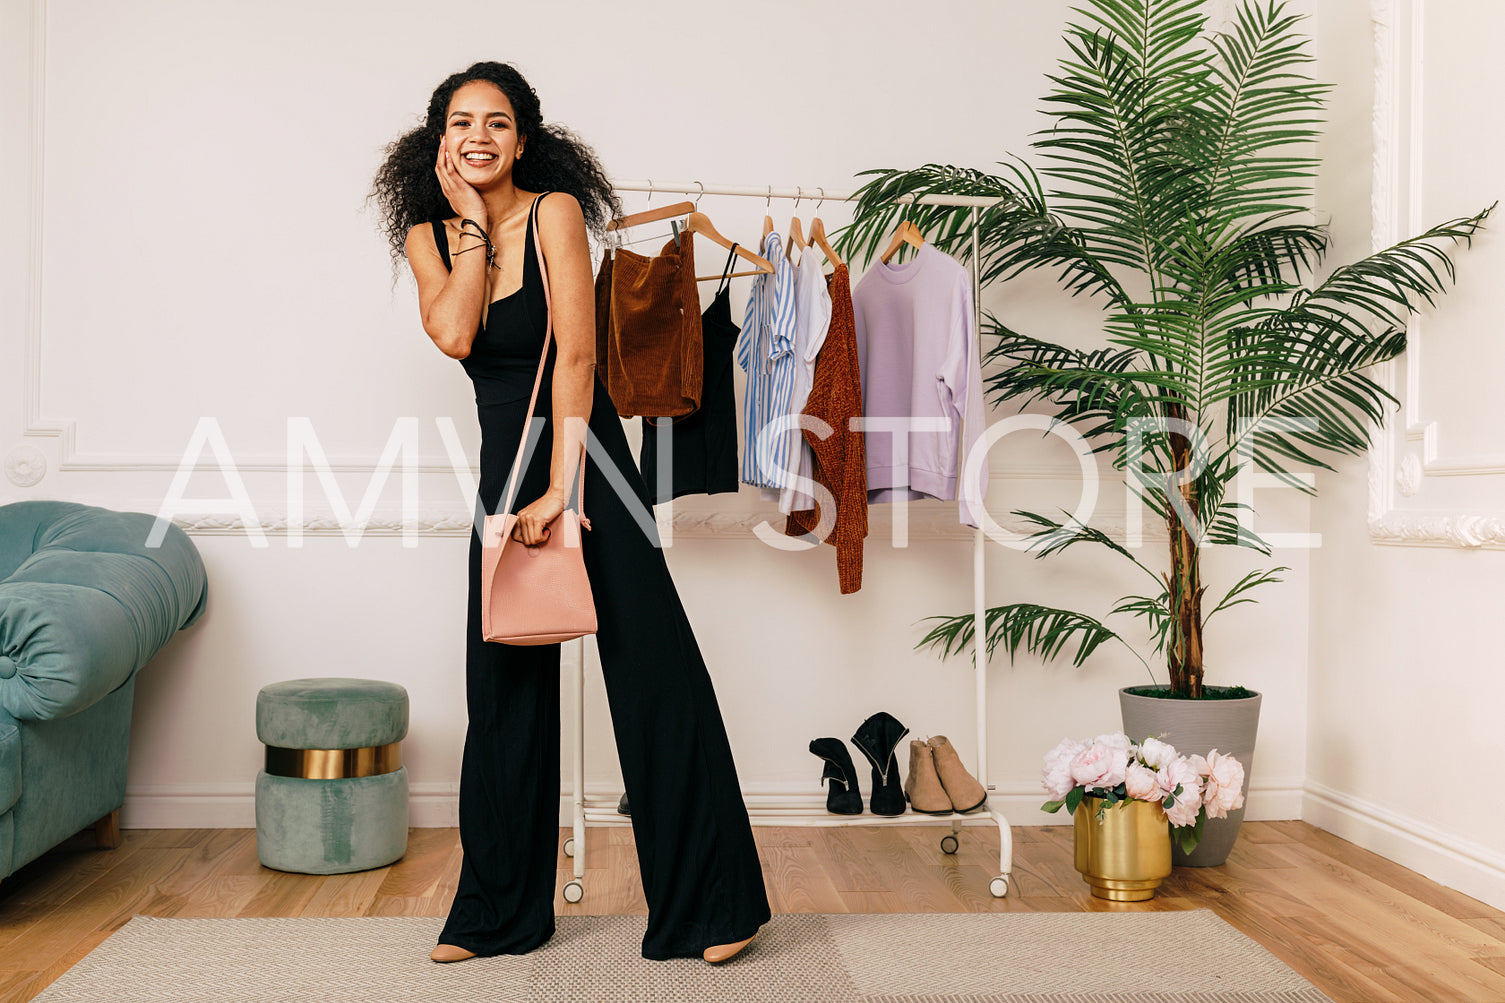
left=784, top=263, right=867, bottom=593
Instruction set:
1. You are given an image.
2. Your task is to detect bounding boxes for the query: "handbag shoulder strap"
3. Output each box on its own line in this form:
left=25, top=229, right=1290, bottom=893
left=499, top=192, right=588, bottom=521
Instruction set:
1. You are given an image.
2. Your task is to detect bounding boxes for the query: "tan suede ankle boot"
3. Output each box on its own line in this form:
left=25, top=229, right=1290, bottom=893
left=927, top=735, right=987, bottom=813
left=903, top=739, right=954, bottom=814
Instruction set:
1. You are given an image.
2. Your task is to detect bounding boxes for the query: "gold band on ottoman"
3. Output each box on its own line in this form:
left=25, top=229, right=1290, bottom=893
left=264, top=742, right=403, bottom=779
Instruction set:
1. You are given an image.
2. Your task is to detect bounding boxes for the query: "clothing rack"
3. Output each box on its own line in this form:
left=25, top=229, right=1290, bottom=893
left=560, top=179, right=1012, bottom=903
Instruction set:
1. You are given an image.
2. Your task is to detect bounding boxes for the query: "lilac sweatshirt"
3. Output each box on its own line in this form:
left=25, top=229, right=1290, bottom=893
left=852, top=243, right=989, bottom=528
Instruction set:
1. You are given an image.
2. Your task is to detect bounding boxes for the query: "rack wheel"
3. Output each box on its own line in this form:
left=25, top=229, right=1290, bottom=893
left=940, top=834, right=959, bottom=855
left=563, top=880, right=584, bottom=903
left=563, top=837, right=575, bottom=858
left=989, top=874, right=1009, bottom=898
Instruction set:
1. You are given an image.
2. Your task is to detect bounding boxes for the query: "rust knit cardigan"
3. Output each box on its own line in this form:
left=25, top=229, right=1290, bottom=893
left=784, top=263, right=867, bottom=593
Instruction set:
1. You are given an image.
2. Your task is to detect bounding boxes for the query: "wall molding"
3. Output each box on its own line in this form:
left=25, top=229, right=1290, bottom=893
left=1304, top=780, right=1505, bottom=911
left=19, top=0, right=63, bottom=453
left=1368, top=510, right=1505, bottom=550
left=113, top=501, right=1170, bottom=544
left=1366, top=0, right=1505, bottom=550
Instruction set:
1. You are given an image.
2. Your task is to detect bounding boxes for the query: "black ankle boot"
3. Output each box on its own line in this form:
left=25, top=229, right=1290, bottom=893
left=808, top=738, right=863, bottom=815
left=851, top=711, right=909, bottom=816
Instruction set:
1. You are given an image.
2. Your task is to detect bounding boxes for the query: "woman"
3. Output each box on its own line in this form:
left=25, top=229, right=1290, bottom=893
left=369, top=61, right=771, bottom=964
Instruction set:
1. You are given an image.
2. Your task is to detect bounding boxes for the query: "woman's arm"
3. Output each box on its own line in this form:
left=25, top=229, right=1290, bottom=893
left=509, top=191, right=596, bottom=546
left=406, top=141, right=491, bottom=359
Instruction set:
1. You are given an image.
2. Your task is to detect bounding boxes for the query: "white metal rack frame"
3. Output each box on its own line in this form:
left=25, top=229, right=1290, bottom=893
left=560, top=179, right=1012, bottom=904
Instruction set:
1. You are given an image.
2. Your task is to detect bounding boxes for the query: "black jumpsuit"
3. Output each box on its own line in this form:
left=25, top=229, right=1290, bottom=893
left=428, top=192, right=771, bottom=961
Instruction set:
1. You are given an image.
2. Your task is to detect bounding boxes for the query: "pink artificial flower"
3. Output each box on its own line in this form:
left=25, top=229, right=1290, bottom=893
left=1124, top=761, right=1160, bottom=801
left=1137, top=736, right=1178, bottom=771
left=1195, top=750, right=1246, bottom=819
left=1160, top=757, right=1204, bottom=828
left=1094, top=732, right=1133, bottom=755
left=1041, top=738, right=1087, bottom=800
left=1070, top=740, right=1129, bottom=792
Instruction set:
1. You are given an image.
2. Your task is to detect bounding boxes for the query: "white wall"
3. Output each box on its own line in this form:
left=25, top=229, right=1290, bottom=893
left=1306, top=0, right=1505, bottom=909
left=1, top=0, right=1312, bottom=841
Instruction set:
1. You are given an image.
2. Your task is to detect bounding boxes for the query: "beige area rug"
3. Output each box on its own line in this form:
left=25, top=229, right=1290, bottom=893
left=32, top=911, right=1331, bottom=1002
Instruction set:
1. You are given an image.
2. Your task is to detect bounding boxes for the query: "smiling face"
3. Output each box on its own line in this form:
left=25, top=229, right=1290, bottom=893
left=444, top=80, right=525, bottom=184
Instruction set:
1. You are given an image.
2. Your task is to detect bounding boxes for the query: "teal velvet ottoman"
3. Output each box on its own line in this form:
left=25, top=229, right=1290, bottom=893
left=254, top=677, right=409, bottom=874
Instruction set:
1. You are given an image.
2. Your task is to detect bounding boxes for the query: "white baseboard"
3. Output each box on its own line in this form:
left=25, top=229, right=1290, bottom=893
left=1302, top=780, right=1505, bottom=912
left=1237, top=778, right=1306, bottom=821
left=123, top=778, right=1305, bottom=831
left=122, top=784, right=255, bottom=829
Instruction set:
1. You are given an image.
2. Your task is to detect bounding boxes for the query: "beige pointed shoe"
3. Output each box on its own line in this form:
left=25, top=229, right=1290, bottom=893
left=429, top=943, right=477, bottom=963
left=927, top=735, right=987, bottom=813
left=903, top=738, right=954, bottom=814
left=703, top=934, right=755, bottom=963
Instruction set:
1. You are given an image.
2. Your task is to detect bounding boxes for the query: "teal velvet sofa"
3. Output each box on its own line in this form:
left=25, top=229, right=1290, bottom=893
left=0, top=500, right=208, bottom=881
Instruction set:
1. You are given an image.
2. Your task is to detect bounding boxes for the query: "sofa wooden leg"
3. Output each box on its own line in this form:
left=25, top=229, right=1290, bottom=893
left=94, top=808, right=121, bottom=849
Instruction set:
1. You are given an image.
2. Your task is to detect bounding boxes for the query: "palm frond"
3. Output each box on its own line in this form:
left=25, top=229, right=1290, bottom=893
left=1220, top=206, right=1493, bottom=478
left=916, top=603, right=1131, bottom=668
left=1300, top=207, right=1492, bottom=326
left=1012, top=510, right=1164, bottom=584
left=983, top=326, right=1156, bottom=448
left=1190, top=0, right=1329, bottom=224
left=1110, top=592, right=1174, bottom=652
left=831, top=165, right=1020, bottom=268
left=1201, top=501, right=1273, bottom=553
left=1034, top=0, right=1214, bottom=276
left=1204, top=566, right=1288, bottom=624
left=1176, top=217, right=1328, bottom=301
left=978, top=158, right=1133, bottom=303
left=832, top=162, right=1133, bottom=305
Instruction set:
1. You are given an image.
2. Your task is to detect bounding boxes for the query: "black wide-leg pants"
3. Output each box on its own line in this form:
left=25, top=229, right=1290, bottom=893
left=438, top=374, right=772, bottom=961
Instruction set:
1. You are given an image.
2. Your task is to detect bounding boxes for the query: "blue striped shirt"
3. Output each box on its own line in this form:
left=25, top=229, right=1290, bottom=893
left=736, top=231, right=798, bottom=489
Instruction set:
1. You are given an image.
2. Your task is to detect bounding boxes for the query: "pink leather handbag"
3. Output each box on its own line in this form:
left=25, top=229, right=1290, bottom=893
left=480, top=195, right=598, bottom=645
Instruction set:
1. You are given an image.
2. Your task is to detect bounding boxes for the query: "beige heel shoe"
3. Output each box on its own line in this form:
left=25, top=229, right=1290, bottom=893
left=430, top=943, right=478, bottom=963
left=703, top=934, right=755, bottom=963
left=927, top=735, right=987, bottom=813
left=904, top=739, right=954, bottom=814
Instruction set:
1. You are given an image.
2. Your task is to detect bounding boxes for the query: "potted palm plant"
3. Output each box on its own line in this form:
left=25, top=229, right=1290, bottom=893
left=833, top=0, right=1491, bottom=864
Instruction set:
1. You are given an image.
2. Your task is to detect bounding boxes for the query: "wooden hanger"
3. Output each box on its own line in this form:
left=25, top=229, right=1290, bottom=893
left=605, top=200, right=695, bottom=233
left=787, top=215, right=806, bottom=261
left=807, top=217, right=843, bottom=269
left=879, top=219, right=926, bottom=264
left=684, top=211, right=774, bottom=280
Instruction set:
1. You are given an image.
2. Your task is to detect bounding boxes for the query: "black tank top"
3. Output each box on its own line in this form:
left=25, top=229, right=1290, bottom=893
left=430, top=192, right=553, bottom=405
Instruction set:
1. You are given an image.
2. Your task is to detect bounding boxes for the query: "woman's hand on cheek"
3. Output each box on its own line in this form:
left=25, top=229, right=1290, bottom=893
left=435, top=139, right=487, bottom=222
left=511, top=488, right=569, bottom=545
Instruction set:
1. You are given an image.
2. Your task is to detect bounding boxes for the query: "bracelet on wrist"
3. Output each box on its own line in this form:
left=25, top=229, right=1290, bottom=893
left=453, top=218, right=496, bottom=270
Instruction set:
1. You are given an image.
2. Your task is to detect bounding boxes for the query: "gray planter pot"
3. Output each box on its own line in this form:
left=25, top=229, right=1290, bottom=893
left=1119, top=686, right=1261, bottom=867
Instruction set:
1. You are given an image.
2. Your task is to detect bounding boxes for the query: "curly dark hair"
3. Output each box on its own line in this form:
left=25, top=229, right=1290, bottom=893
left=367, top=61, right=621, bottom=278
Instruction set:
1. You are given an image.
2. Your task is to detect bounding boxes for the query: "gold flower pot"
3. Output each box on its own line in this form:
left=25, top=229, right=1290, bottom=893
left=1073, top=796, right=1173, bottom=901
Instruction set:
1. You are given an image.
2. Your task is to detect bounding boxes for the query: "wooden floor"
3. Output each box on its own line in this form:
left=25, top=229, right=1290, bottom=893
left=1, top=820, right=1503, bottom=1001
